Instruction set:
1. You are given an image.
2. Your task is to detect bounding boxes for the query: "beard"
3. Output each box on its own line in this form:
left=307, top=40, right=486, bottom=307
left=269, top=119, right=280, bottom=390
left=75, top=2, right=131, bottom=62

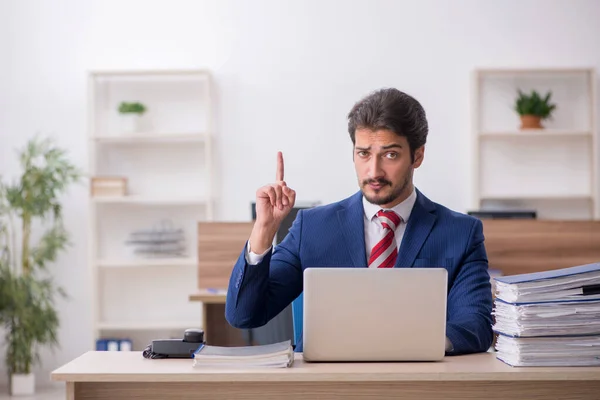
left=360, top=170, right=412, bottom=206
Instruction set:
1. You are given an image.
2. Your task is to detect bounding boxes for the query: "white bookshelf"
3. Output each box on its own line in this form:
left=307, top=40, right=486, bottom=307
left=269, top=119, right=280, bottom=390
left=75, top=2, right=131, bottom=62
left=88, top=69, right=213, bottom=350
left=97, top=321, right=200, bottom=331
left=472, top=68, right=598, bottom=220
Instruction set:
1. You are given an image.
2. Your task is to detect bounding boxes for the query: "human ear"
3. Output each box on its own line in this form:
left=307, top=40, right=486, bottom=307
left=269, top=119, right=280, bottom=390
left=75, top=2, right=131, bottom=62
left=413, top=146, right=425, bottom=168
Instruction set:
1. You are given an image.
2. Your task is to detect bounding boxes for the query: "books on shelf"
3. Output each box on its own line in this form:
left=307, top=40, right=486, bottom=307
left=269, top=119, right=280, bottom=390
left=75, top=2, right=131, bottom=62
left=493, top=262, right=600, bottom=367
left=192, top=340, right=294, bottom=368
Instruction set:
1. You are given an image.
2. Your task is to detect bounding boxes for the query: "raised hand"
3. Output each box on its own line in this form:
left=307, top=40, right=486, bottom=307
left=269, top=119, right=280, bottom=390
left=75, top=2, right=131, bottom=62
left=250, top=152, right=297, bottom=254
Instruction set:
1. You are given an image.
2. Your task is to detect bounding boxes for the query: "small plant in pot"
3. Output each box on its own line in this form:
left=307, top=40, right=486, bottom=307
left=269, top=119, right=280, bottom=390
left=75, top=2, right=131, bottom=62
left=0, top=136, right=81, bottom=395
left=118, top=101, right=147, bottom=133
left=514, top=89, right=557, bottom=129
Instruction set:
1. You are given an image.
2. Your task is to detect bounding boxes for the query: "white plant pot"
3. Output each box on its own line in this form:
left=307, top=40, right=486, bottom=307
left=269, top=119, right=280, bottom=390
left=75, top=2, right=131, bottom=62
left=10, top=373, right=35, bottom=396
left=119, top=113, right=140, bottom=134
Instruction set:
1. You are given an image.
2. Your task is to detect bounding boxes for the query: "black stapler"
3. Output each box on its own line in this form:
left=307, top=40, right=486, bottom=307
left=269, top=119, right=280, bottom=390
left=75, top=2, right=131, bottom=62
left=143, top=328, right=205, bottom=359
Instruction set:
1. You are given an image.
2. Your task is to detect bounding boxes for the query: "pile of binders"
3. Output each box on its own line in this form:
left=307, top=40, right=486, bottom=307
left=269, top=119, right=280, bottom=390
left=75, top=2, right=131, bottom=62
left=492, top=262, right=600, bottom=367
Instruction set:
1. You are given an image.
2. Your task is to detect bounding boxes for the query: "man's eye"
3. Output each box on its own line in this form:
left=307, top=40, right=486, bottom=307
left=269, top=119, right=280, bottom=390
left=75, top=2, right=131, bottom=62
left=386, top=152, right=398, bottom=159
left=357, top=151, right=368, bottom=157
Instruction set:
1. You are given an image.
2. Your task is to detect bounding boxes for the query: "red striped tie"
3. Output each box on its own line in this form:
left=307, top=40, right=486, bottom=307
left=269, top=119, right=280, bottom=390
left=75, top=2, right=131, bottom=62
left=368, top=210, right=401, bottom=268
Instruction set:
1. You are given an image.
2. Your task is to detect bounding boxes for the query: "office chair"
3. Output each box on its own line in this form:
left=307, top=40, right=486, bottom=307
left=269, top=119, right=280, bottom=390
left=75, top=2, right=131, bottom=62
left=291, top=292, right=303, bottom=347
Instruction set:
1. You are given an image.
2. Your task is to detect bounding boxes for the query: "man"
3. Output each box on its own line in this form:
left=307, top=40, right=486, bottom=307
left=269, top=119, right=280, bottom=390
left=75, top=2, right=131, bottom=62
left=225, top=88, right=494, bottom=355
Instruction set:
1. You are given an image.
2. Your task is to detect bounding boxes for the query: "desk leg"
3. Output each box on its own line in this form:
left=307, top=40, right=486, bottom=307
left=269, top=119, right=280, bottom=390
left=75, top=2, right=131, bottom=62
left=201, top=303, right=208, bottom=341
left=203, top=303, right=247, bottom=346
left=66, top=382, right=74, bottom=400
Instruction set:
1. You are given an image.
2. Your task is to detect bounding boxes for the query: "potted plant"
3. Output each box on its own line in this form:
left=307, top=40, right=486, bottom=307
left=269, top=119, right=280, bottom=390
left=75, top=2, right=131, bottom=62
left=118, top=101, right=147, bottom=133
left=0, top=136, right=80, bottom=395
left=514, top=89, right=557, bottom=129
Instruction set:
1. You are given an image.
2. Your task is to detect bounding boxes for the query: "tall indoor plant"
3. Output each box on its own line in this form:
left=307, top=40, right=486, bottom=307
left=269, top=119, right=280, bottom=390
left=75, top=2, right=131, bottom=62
left=0, top=136, right=80, bottom=395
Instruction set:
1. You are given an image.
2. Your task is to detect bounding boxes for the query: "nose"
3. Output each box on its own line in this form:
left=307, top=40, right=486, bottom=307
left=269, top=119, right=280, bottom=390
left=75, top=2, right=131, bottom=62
left=367, top=155, right=384, bottom=179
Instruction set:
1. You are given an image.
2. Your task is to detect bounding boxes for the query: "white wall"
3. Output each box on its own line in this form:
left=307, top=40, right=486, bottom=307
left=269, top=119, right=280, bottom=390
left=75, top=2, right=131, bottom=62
left=1, top=0, right=600, bottom=387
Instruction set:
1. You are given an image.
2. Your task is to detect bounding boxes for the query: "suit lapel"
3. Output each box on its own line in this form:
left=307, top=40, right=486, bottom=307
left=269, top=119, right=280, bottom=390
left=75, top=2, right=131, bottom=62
left=395, top=189, right=437, bottom=268
left=337, top=192, right=367, bottom=267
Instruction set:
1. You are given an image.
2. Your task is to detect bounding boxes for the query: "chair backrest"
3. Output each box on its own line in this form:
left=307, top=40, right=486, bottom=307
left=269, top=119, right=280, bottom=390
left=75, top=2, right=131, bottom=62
left=291, top=292, right=303, bottom=346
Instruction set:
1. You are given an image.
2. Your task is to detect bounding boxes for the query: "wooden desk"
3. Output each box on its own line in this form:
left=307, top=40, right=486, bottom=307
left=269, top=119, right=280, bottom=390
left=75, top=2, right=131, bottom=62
left=188, top=289, right=246, bottom=347
left=51, top=351, right=600, bottom=400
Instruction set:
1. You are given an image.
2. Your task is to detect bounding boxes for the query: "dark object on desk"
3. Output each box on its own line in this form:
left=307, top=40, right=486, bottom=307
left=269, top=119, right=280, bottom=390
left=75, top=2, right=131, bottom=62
left=468, top=210, right=537, bottom=219
left=142, top=328, right=205, bottom=359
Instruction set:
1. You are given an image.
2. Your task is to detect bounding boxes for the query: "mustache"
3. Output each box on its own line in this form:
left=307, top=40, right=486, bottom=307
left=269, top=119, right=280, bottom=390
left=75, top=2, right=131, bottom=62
left=362, top=178, right=391, bottom=186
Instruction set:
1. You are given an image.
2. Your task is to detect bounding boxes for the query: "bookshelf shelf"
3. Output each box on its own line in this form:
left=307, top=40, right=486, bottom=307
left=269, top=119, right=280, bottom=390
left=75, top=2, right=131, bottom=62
left=92, top=195, right=208, bottom=205
left=479, top=129, right=592, bottom=138
left=92, top=132, right=208, bottom=144
left=97, top=257, right=197, bottom=268
left=91, top=69, right=210, bottom=80
left=97, top=321, right=200, bottom=331
left=480, top=194, right=593, bottom=201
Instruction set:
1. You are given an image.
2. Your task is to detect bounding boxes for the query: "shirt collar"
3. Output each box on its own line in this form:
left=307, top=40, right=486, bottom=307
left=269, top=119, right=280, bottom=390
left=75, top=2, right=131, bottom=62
left=362, top=187, right=417, bottom=224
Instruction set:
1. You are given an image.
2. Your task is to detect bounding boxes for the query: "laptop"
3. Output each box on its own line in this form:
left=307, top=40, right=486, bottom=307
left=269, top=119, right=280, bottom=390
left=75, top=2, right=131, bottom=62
left=302, top=267, right=448, bottom=362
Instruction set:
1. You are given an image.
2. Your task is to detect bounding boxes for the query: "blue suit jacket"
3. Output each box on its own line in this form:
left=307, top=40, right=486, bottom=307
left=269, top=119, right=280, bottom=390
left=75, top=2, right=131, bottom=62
left=225, top=189, right=494, bottom=355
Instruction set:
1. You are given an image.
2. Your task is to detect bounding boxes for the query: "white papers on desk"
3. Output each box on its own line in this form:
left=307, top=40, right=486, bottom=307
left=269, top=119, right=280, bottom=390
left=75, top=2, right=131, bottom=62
left=493, top=299, right=600, bottom=337
left=495, top=335, right=600, bottom=367
left=492, top=263, right=600, bottom=367
left=192, top=340, right=294, bottom=368
left=495, top=263, right=600, bottom=304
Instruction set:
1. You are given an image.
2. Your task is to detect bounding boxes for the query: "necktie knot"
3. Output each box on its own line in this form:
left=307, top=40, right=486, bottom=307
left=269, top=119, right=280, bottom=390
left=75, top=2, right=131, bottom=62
left=376, top=210, right=401, bottom=231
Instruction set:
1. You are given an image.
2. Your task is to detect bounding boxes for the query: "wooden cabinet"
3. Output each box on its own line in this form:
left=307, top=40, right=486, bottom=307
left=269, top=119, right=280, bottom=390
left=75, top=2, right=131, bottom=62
left=482, top=219, right=600, bottom=277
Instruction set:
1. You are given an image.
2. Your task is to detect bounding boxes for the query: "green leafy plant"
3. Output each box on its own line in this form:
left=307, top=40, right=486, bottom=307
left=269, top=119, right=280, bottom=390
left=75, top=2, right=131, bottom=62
left=118, top=102, right=147, bottom=115
left=514, top=89, right=557, bottom=119
left=0, top=136, right=81, bottom=376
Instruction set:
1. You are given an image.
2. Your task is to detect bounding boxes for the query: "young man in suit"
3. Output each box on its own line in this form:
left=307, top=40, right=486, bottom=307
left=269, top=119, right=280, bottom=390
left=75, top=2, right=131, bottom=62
left=225, top=88, right=494, bottom=355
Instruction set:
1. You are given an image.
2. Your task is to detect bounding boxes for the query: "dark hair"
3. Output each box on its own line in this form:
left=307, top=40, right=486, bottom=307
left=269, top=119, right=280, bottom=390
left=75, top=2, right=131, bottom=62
left=347, top=88, right=428, bottom=161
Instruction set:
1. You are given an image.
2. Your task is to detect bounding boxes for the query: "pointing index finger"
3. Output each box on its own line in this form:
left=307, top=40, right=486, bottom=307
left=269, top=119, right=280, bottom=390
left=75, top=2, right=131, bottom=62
left=276, top=151, right=284, bottom=182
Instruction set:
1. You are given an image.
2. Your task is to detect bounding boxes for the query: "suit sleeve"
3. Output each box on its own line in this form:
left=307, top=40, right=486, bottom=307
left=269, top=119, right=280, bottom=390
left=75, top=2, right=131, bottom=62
left=445, top=218, right=494, bottom=355
left=225, top=211, right=304, bottom=329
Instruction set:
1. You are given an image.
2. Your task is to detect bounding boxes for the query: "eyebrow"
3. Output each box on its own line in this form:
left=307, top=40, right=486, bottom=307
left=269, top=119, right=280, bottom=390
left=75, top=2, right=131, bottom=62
left=382, top=144, right=403, bottom=150
left=355, top=144, right=403, bottom=151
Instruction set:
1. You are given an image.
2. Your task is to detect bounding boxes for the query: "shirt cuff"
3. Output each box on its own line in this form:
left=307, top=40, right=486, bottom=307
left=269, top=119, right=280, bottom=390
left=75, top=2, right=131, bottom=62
left=445, top=337, right=454, bottom=352
left=245, top=240, right=272, bottom=265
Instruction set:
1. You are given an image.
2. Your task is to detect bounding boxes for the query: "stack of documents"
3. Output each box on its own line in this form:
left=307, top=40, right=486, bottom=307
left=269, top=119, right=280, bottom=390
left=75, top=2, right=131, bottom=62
left=493, top=262, right=600, bottom=367
left=192, top=340, right=294, bottom=368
